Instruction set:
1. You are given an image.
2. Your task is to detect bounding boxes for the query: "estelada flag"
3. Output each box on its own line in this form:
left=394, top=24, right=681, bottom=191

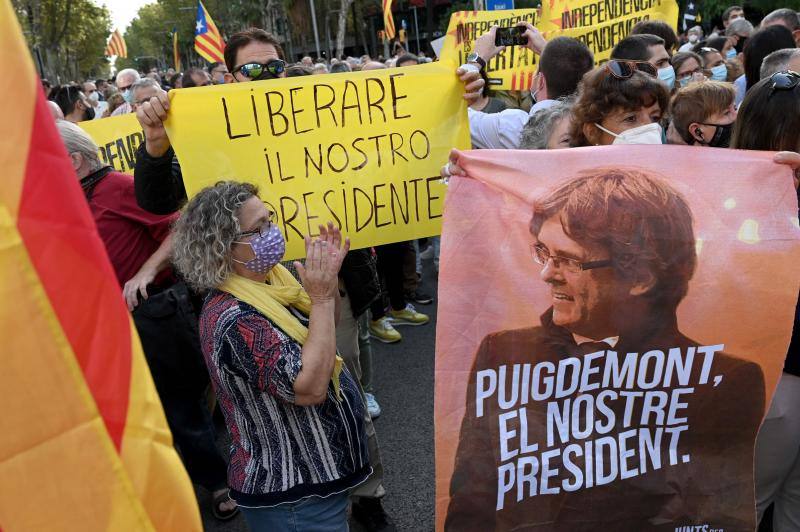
left=383, top=0, right=396, bottom=40
left=195, top=0, right=225, bottom=64
left=0, top=2, right=201, bottom=530
left=105, top=29, right=127, bottom=58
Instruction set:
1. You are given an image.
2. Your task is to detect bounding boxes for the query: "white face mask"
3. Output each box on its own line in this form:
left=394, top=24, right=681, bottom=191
left=595, top=122, right=663, bottom=145
left=688, top=34, right=699, bottom=43
left=88, top=91, right=100, bottom=103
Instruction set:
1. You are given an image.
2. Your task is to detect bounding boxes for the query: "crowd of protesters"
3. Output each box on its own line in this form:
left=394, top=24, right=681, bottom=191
left=44, top=5, right=800, bottom=532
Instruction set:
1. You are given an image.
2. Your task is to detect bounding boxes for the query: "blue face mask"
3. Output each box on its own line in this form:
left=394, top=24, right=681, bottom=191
left=122, top=88, right=133, bottom=104
left=658, top=65, right=676, bottom=90
left=726, top=48, right=737, bottom=60
left=710, top=64, right=728, bottom=81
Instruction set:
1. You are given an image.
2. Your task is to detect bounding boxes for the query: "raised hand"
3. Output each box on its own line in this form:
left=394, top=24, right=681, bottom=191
left=135, top=89, right=172, bottom=158
left=293, top=223, right=350, bottom=303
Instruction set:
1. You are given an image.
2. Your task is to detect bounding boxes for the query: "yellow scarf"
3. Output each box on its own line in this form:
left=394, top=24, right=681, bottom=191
left=219, top=265, right=344, bottom=399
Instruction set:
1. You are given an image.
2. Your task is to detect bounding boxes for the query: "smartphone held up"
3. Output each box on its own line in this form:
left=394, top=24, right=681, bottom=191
left=495, top=26, right=528, bottom=47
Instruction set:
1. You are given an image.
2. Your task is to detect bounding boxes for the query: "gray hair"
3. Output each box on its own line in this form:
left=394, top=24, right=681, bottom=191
left=116, top=68, right=141, bottom=85
left=131, top=78, right=161, bottom=100
left=763, top=8, right=799, bottom=31
left=726, top=18, right=754, bottom=37
left=56, top=120, right=102, bottom=171
left=172, top=181, right=259, bottom=291
left=760, top=48, right=800, bottom=79
left=519, top=99, right=574, bottom=150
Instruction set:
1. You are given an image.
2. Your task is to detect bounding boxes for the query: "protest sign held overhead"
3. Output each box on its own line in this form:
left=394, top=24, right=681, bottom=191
left=439, top=9, right=540, bottom=91
left=79, top=113, right=143, bottom=174
left=435, top=146, right=800, bottom=531
left=539, top=0, right=679, bottom=63
left=164, top=62, right=470, bottom=260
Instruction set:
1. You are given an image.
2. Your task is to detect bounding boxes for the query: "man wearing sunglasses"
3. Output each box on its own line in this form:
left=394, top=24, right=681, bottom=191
left=447, top=168, right=764, bottom=531
left=133, top=28, right=287, bottom=215
left=611, top=34, right=675, bottom=89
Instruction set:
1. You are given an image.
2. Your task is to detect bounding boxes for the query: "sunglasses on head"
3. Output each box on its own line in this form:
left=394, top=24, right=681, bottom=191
left=698, top=47, right=720, bottom=55
left=605, top=60, right=657, bottom=79
left=770, top=70, right=800, bottom=94
left=235, top=59, right=286, bottom=80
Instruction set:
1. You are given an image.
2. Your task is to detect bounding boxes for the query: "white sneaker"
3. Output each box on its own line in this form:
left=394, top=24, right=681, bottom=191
left=365, top=393, right=381, bottom=419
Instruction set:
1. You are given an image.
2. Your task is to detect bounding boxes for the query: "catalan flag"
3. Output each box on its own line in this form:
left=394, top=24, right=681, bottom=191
left=0, top=1, right=201, bottom=530
left=194, top=0, right=225, bottom=64
left=173, top=27, right=182, bottom=72
left=383, top=0, right=396, bottom=40
left=104, top=28, right=127, bottom=58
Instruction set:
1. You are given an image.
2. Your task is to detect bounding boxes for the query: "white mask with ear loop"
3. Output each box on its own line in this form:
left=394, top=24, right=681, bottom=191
left=595, top=122, right=663, bottom=145
left=530, top=72, right=541, bottom=103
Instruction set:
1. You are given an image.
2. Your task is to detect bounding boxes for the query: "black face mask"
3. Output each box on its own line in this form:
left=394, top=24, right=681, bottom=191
left=694, top=122, right=733, bottom=148
left=706, top=122, right=733, bottom=148
left=82, top=105, right=95, bottom=121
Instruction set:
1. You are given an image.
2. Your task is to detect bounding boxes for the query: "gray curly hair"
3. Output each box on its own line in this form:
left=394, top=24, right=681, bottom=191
left=172, top=181, right=259, bottom=291
left=519, top=98, right=574, bottom=150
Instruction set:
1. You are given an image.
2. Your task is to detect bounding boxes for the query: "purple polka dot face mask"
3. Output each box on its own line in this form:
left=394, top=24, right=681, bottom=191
left=232, top=222, right=286, bottom=274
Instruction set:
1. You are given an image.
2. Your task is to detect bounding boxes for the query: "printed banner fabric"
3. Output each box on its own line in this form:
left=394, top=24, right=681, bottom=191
left=538, top=0, right=679, bottom=64
left=435, top=146, right=800, bottom=531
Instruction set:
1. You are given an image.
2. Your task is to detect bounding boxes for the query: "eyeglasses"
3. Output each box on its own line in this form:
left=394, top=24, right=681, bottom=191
left=605, top=60, right=657, bottom=79
left=234, top=59, right=286, bottom=79
left=770, top=70, right=800, bottom=94
left=236, top=211, right=277, bottom=240
left=530, top=243, right=612, bottom=274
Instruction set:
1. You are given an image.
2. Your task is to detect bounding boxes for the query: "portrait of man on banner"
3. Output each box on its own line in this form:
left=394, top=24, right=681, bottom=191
left=445, top=168, right=766, bottom=531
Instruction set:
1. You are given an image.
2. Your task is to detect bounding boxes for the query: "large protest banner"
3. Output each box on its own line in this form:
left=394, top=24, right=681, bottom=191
left=439, top=9, right=540, bottom=91
left=435, top=146, right=800, bottom=531
left=538, top=0, right=679, bottom=63
left=79, top=113, right=143, bottom=174
left=164, top=62, right=470, bottom=260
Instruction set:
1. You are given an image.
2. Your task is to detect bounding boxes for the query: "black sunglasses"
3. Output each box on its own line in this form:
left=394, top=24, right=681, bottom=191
left=770, top=70, right=800, bottom=94
left=235, top=59, right=286, bottom=80
left=605, top=59, right=657, bottom=79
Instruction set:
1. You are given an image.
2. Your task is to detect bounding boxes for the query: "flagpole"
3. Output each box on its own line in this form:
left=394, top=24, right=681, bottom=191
left=308, top=0, right=321, bottom=59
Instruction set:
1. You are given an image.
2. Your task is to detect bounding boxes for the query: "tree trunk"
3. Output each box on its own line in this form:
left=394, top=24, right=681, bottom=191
left=334, top=0, right=354, bottom=60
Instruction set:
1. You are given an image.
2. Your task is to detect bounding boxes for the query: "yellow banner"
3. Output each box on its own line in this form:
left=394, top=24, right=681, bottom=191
left=79, top=113, right=143, bottom=174
left=164, top=62, right=470, bottom=260
left=539, top=0, right=679, bottom=64
left=439, top=9, right=540, bottom=91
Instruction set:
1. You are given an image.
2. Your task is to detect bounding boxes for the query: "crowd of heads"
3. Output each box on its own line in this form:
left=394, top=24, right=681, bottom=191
left=509, top=6, right=800, bottom=154
left=42, top=26, right=431, bottom=125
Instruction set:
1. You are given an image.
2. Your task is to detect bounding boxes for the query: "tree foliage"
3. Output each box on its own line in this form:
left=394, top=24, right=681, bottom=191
left=13, top=0, right=112, bottom=82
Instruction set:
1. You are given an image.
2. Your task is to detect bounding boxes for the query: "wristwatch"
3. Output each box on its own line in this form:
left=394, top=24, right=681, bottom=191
left=466, top=52, right=487, bottom=71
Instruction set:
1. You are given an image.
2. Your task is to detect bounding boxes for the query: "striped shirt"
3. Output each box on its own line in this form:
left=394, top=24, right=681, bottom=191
left=199, top=290, right=371, bottom=507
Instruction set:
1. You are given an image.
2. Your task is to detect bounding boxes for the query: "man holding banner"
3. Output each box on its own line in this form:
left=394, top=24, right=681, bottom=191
left=133, top=27, right=287, bottom=214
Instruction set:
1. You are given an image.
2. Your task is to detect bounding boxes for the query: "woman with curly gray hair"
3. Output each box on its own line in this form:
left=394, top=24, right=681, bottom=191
left=172, top=181, right=371, bottom=531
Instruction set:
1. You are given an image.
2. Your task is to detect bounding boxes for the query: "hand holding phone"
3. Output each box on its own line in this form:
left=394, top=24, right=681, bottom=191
left=495, top=26, right=528, bottom=47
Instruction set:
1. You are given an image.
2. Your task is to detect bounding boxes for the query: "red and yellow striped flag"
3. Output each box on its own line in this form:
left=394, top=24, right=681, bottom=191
left=0, top=1, right=201, bottom=530
left=383, top=0, right=396, bottom=40
left=194, top=0, right=225, bottom=64
left=105, top=29, right=127, bottom=58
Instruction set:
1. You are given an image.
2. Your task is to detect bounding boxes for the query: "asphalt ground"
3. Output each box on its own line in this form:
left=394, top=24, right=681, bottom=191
left=202, top=259, right=439, bottom=532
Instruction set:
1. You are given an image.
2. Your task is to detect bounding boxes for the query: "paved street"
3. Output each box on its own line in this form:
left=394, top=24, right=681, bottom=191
left=202, top=259, right=439, bottom=532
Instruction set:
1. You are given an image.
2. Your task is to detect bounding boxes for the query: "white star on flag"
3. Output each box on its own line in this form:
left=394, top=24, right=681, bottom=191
left=196, top=20, right=204, bottom=33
